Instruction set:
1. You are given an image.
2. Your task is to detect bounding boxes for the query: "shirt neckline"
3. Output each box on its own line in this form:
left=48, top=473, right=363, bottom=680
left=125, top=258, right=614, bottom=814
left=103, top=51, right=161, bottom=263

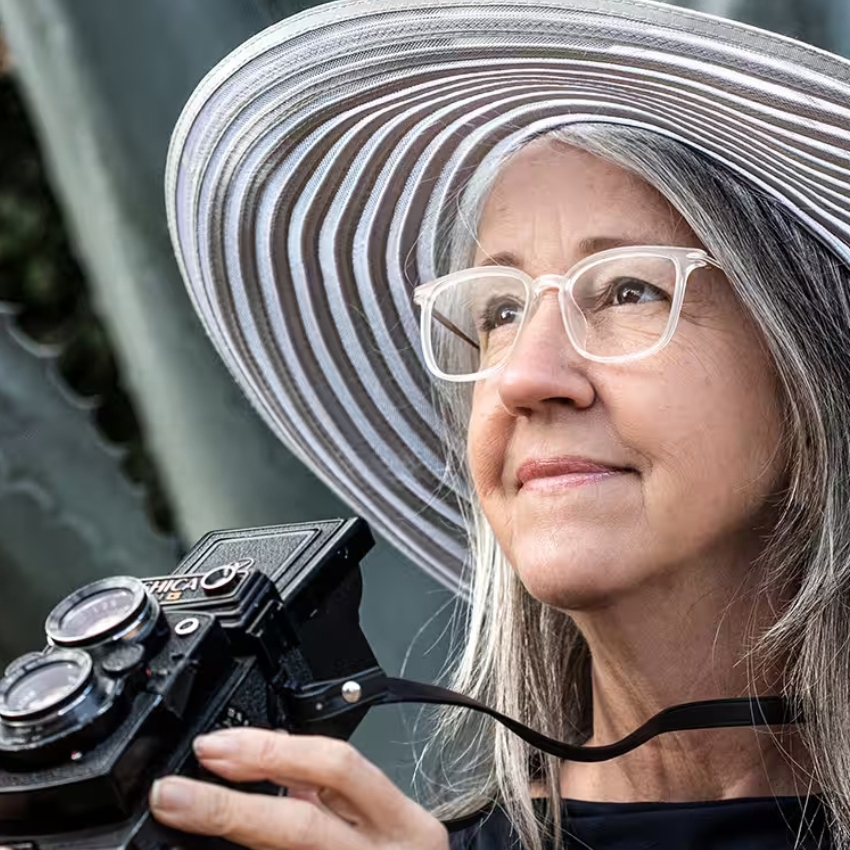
left=533, top=794, right=822, bottom=813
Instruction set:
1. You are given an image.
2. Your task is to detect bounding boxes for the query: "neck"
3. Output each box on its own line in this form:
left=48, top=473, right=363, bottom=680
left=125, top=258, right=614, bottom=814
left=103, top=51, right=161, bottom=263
left=558, top=562, right=814, bottom=803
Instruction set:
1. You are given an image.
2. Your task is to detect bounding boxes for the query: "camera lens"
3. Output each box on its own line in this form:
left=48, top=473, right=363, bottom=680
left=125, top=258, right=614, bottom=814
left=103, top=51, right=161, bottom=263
left=0, top=648, right=127, bottom=765
left=0, top=651, right=92, bottom=724
left=4, top=657, right=87, bottom=715
left=45, top=576, right=159, bottom=650
left=58, top=588, right=136, bottom=639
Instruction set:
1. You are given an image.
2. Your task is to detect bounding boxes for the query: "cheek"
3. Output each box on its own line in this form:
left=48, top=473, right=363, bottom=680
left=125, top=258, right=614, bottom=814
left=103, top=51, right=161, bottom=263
left=467, top=386, right=508, bottom=501
left=462, top=307, right=786, bottom=609
left=467, top=385, right=524, bottom=557
left=627, top=334, right=785, bottom=532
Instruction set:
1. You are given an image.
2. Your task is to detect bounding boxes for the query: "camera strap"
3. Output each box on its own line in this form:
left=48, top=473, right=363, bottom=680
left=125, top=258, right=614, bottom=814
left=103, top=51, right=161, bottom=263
left=289, top=669, right=799, bottom=762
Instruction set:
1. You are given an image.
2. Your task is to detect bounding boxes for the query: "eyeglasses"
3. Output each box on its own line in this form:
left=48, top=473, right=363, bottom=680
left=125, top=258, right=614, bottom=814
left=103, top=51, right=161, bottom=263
left=413, top=245, right=722, bottom=382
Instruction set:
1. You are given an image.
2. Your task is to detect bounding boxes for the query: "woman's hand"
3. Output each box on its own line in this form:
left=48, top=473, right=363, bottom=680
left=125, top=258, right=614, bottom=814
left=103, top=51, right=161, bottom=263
left=149, top=727, right=449, bottom=850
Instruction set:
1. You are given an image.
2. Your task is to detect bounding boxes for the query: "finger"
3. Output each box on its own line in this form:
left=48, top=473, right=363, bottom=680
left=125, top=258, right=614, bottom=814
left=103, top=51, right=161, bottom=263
left=193, top=729, right=412, bottom=828
left=282, top=784, right=357, bottom=820
left=316, top=786, right=362, bottom=824
left=150, top=775, right=365, bottom=850
left=285, top=785, right=322, bottom=804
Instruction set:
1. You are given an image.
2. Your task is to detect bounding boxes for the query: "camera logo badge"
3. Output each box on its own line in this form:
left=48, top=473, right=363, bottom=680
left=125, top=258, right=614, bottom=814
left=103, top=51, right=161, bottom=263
left=142, top=558, right=255, bottom=603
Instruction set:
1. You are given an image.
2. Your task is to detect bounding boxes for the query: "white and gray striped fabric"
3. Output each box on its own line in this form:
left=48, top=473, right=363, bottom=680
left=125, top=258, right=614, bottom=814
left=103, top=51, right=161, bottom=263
left=166, top=0, right=850, bottom=595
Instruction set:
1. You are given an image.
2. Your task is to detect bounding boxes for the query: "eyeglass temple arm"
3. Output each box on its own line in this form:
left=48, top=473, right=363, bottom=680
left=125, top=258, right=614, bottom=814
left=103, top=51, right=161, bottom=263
left=701, top=256, right=724, bottom=271
left=432, top=309, right=480, bottom=350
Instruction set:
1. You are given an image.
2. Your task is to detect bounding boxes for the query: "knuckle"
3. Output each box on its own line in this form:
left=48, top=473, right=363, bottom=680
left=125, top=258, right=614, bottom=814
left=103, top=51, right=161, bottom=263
left=318, top=738, right=360, bottom=782
left=255, top=730, right=285, bottom=771
left=203, top=787, right=238, bottom=834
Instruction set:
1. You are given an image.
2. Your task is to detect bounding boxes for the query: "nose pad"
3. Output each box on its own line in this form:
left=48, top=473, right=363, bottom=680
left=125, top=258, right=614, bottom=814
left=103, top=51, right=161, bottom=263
left=517, top=280, right=587, bottom=355
left=504, top=288, right=570, bottom=370
left=524, top=276, right=564, bottom=324
left=561, top=290, right=588, bottom=352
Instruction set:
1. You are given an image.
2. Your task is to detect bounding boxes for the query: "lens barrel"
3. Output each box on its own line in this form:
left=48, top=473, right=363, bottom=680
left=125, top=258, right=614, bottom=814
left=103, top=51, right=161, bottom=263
left=0, top=578, right=161, bottom=765
left=45, top=576, right=160, bottom=650
left=0, top=647, right=123, bottom=761
left=0, top=650, right=93, bottom=726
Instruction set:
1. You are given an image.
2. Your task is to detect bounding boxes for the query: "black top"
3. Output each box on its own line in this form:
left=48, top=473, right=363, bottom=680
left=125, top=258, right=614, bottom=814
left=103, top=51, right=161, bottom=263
left=447, top=796, right=829, bottom=849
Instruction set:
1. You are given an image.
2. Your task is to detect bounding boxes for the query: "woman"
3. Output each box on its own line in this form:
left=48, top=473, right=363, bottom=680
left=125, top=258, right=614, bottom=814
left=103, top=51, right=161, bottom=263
left=152, top=0, right=850, bottom=847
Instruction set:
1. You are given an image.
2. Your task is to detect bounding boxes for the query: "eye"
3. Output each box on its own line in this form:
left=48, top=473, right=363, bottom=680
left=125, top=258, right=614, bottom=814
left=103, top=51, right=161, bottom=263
left=477, top=297, right=524, bottom=332
left=610, top=277, right=667, bottom=306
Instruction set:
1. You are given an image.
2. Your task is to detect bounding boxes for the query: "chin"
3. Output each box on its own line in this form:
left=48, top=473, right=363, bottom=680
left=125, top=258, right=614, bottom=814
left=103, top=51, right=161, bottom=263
left=507, top=530, right=648, bottom=612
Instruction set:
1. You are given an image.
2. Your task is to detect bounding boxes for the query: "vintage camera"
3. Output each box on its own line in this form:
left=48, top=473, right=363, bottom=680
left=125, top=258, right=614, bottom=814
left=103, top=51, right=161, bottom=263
left=0, top=517, right=799, bottom=850
left=0, top=518, right=386, bottom=850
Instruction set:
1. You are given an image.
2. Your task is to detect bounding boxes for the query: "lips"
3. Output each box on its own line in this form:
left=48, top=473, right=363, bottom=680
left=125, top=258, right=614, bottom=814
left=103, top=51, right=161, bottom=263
left=516, top=456, right=629, bottom=489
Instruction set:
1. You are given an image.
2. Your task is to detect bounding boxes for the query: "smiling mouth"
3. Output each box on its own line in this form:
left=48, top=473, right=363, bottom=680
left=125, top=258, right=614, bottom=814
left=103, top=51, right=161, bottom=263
left=516, top=457, right=632, bottom=492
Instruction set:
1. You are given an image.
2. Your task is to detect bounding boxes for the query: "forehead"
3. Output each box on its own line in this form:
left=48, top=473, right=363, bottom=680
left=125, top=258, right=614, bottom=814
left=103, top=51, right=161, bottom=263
left=474, top=139, right=700, bottom=268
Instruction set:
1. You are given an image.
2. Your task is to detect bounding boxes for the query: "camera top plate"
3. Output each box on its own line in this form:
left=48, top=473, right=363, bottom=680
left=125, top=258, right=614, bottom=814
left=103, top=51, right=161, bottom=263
left=168, top=518, right=374, bottom=626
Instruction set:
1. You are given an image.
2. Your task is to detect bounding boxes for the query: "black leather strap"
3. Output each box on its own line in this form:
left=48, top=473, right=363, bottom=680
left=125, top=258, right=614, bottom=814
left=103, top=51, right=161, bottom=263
left=287, top=670, right=799, bottom=763
left=380, top=677, right=798, bottom=763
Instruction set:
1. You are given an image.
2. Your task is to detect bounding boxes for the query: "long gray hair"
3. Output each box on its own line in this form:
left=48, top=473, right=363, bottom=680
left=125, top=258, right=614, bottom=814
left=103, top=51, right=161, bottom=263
left=418, top=123, right=850, bottom=850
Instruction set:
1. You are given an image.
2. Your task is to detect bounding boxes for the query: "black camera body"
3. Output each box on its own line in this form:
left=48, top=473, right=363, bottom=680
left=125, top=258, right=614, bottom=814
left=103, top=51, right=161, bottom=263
left=0, top=518, right=380, bottom=850
left=0, top=515, right=793, bottom=849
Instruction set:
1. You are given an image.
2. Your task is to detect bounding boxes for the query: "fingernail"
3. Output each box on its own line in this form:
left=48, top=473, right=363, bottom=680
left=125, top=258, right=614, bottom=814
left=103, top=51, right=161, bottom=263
left=151, top=777, right=194, bottom=811
left=193, top=732, right=239, bottom=760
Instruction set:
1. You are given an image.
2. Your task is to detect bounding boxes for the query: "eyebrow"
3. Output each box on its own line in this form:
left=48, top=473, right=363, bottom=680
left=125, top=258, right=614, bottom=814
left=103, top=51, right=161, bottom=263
left=477, top=236, right=652, bottom=269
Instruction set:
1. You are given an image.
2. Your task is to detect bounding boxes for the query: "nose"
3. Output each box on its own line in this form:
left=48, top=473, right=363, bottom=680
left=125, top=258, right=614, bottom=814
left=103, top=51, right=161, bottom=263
left=495, top=290, right=596, bottom=416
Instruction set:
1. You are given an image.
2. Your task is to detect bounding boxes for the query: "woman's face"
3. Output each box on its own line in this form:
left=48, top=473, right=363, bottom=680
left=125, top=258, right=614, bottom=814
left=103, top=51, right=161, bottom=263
left=467, top=141, right=785, bottom=612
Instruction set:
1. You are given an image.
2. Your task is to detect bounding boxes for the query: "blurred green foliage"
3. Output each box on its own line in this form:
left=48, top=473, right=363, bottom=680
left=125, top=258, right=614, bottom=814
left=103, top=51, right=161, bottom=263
left=0, top=70, right=175, bottom=535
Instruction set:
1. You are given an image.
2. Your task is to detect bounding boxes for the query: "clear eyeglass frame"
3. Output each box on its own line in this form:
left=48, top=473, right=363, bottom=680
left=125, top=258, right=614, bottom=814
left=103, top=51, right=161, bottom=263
left=412, top=245, right=723, bottom=383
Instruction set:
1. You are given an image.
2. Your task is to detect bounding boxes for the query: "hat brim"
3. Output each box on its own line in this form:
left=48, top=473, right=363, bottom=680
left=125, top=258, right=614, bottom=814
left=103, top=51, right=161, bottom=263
left=166, top=0, right=850, bottom=596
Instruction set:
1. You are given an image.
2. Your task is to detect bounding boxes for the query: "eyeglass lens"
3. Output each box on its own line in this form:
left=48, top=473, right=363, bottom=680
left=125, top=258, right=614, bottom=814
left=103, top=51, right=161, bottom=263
left=427, top=255, right=678, bottom=377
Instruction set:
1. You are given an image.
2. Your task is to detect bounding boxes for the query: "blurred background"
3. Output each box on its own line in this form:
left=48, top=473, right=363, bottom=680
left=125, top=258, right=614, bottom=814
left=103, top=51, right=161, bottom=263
left=0, top=0, right=846, bottom=793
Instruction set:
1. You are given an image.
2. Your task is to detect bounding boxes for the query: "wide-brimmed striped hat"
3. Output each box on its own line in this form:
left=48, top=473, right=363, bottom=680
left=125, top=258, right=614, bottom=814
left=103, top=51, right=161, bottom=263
left=166, top=0, right=850, bottom=595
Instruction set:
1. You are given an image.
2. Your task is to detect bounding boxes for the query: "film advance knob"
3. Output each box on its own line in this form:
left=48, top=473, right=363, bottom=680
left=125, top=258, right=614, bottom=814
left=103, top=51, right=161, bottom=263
left=200, top=565, right=242, bottom=597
